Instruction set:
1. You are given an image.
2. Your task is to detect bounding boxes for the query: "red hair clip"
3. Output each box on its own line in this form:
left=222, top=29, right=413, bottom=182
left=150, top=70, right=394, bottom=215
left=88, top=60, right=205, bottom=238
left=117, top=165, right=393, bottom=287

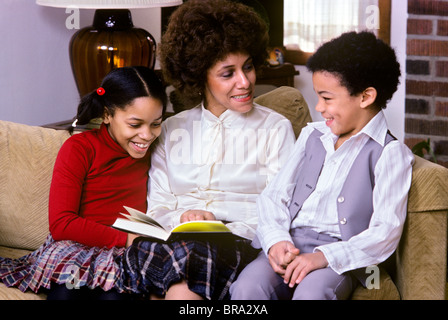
left=96, top=87, right=106, bottom=96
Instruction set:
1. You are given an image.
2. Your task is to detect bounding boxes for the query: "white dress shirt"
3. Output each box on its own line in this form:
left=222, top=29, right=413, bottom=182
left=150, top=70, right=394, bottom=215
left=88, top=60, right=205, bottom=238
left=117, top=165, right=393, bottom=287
left=256, top=111, right=414, bottom=274
left=147, top=103, right=296, bottom=240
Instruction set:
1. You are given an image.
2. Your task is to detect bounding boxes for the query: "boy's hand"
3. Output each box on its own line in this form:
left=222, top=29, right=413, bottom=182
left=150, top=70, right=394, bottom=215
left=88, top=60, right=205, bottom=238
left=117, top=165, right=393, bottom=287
left=268, top=241, right=300, bottom=276
left=180, top=210, right=216, bottom=223
left=283, top=251, right=328, bottom=287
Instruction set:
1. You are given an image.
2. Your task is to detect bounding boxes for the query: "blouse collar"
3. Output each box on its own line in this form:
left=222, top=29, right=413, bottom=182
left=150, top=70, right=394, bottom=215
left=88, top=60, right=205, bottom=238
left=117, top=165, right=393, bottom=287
left=200, top=102, right=248, bottom=129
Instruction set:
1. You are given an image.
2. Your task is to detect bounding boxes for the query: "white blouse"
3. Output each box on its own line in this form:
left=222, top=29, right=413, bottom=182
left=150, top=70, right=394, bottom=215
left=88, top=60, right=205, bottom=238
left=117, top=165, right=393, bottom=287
left=147, top=102, right=296, bottom=240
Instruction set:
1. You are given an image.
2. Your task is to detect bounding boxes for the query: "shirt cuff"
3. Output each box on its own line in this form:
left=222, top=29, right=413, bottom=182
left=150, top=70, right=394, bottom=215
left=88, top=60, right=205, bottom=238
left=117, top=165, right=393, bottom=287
left=314, top=244, right=344, bottom=274
left=258, top=228, right=294, bottom=255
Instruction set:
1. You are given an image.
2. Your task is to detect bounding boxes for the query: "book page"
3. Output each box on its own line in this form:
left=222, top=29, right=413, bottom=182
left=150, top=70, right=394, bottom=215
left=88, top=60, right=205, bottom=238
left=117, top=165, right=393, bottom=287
left=123, top=206, right=165, bottom=229
left=113, top=218, right=171, bottom=241
left=114, top=206, right=239, bottom=242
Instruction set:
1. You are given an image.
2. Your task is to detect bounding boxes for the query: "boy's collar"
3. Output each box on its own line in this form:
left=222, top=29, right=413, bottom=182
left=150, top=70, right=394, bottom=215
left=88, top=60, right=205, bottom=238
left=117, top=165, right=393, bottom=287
left=359, top=110, right=388, bottom=146
left=314, top=110, right=388, bottom=147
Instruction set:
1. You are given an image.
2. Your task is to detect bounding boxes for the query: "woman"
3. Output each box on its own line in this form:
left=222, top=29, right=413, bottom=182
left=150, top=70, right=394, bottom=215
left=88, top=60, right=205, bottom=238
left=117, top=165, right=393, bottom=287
left=118, top=0, right=296, bottom=300
left=0, top=67, right=167, bottom=300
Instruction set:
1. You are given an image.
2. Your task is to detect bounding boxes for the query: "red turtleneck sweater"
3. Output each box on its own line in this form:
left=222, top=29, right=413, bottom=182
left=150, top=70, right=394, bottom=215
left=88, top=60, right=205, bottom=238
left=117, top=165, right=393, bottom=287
left=49, top=124, right=150, bottom=249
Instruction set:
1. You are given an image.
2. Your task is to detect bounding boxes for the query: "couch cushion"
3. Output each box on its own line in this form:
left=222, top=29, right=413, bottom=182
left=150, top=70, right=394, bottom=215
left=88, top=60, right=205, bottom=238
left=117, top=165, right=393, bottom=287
left=0, top=120, right=70, bottom=251
left=0, top=242, right=47, bottom=300
left=350, top=267, right=400, bottom=300
left=407, top=156, right=448, bottom=213
left=0, top=283, right=46, bottom=300
left=254, top=86, right=312, bottom=139
left=0, top=245, right=32, bottom=259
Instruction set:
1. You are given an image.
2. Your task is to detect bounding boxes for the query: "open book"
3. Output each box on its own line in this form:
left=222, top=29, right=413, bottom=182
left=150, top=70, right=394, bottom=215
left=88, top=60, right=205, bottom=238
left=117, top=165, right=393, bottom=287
left=112, top=206, right=239, bottom=242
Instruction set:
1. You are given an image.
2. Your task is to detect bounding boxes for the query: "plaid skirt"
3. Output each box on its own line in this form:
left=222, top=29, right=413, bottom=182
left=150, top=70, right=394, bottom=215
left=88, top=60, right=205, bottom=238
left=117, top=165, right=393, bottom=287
left=0, top=235, right=124, bottom=293
left=117, top=237, right=259, bottom=300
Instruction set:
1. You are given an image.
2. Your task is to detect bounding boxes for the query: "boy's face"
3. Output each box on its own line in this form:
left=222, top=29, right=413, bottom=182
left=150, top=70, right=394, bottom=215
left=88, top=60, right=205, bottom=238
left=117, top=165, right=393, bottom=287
left=312, top=71, right=371, bottom=141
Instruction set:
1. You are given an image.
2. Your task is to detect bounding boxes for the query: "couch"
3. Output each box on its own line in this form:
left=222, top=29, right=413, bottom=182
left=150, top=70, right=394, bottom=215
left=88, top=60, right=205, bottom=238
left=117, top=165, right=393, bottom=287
left=1, top=86, right=448, bottom=300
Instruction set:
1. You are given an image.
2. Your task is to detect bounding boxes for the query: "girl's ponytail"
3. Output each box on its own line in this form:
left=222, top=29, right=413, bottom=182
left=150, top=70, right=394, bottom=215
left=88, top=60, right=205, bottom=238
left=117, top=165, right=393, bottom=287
left=69, top=88, right=106, bottom=133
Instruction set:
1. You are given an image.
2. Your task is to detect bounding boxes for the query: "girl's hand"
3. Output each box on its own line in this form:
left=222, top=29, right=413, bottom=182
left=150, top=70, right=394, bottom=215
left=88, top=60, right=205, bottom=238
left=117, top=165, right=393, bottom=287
left=180, top=210, right=216, bottom=223
left=125, top=233, right=139, bottom=248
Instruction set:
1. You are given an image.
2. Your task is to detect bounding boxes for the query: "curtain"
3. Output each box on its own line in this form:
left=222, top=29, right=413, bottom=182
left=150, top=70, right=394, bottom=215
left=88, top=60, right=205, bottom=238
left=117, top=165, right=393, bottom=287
left=284, top=0, right=379, bottom=52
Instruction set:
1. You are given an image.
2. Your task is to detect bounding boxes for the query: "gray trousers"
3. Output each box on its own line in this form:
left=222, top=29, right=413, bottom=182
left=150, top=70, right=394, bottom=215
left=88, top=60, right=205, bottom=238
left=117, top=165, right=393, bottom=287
left=230, top=228, right=358, bottom=300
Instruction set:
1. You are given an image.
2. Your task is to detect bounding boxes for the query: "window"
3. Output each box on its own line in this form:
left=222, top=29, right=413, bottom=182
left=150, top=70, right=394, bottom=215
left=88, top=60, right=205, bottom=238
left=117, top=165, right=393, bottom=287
left=283, top=0, right=391, bottom=65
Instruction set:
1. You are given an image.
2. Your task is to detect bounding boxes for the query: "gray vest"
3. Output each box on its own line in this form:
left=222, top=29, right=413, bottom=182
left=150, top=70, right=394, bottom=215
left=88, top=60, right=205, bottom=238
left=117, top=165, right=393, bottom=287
left=288, top=128, right=395, bottom=285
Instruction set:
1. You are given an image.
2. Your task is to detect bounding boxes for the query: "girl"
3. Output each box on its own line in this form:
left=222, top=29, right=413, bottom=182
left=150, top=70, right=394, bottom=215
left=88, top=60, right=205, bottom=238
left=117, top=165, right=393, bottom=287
left=0, top=66, right=167, bottom=300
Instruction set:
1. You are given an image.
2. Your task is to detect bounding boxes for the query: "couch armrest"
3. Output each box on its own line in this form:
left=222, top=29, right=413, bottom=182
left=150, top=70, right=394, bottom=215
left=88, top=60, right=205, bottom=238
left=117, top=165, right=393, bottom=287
left=395, top=156, right=448, bottom=300
left=0, top=120, right=70, bottom=251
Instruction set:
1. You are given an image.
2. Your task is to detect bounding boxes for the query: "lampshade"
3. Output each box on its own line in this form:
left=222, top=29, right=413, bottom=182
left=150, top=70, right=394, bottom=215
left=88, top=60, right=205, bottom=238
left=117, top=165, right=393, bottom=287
left=36, top=0, right=183, bottom=9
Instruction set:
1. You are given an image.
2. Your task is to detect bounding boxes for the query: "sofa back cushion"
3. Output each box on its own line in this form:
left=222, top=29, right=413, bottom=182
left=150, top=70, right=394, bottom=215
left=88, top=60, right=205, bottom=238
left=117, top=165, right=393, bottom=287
left=254, top=86, right=311, bottom=139
left=407, top=155, right=448, bottom=213
left=0, top=120, right=70, bottom=251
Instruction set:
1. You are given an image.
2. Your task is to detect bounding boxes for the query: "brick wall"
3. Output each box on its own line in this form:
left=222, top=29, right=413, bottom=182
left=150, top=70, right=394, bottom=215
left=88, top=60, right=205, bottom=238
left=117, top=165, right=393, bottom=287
left=406, top=0, right=448, bottom=167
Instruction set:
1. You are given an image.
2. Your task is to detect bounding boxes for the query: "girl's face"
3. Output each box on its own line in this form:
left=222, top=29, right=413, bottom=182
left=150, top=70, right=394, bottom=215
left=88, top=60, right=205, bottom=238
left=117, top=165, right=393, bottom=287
left=312, top=71, right=367, bottom=142
left=204, top=52, right=256, bottom=117
left=104, top=96, right=163, bottom=159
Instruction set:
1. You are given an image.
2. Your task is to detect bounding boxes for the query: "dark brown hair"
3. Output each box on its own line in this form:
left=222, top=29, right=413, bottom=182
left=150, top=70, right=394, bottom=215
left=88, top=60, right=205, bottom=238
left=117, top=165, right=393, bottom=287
left=71, top=66, right=167, bottom=133
left=307, top=31, right=401, bottom=109
left=159, top=0, right=269, bottom=105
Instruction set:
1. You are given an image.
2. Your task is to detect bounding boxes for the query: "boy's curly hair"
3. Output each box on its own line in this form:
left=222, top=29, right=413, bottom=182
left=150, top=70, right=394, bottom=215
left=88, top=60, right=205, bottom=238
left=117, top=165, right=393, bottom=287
left=307, top=31, right=401, bottom=109
left=158, top=0, right=269, bottom=104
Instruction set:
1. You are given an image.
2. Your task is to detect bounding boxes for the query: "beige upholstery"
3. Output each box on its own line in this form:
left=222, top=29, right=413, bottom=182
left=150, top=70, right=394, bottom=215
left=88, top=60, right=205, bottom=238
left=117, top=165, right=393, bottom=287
left=1, top=87, right=447, bottom=300
left=395, top=157, right=448, bottom=300
left=254, top=86, right=311, bottom=138
left=0, top=121, right=70, bottom=252
left=351, top=157, right=448, bottom=300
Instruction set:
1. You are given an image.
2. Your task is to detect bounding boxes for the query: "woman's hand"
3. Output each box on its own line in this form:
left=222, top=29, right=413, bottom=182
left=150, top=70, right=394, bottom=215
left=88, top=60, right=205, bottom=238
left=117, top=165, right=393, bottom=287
left=180, top=210, right=216, bottom=223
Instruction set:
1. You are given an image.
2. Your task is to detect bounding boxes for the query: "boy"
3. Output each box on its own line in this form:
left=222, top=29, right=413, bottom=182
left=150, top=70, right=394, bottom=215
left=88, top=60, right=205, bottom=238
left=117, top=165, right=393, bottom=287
left=230, top=31, right=414, bottom=300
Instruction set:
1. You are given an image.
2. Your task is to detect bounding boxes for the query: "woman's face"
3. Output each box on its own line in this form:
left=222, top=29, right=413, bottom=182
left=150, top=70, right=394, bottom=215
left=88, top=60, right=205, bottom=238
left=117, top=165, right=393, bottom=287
left=204, top=52, right=256, bottom=117
left=104, top=96, right=163, bottom=159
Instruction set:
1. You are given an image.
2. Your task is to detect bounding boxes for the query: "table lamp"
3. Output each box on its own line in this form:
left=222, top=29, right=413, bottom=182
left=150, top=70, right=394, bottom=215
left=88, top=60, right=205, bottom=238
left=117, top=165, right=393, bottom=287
left=36, top=0, right=182, bottom=97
